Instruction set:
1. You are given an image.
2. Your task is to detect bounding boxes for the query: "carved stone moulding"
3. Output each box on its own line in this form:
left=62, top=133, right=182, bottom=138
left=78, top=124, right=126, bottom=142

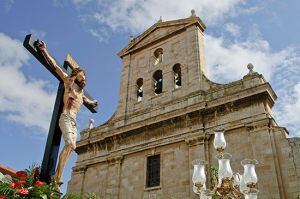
left=72, top=165, right=87, bottom=173
left=185, top=135, right=205, bottom=146
left=107, top=155, right=124, bottom=165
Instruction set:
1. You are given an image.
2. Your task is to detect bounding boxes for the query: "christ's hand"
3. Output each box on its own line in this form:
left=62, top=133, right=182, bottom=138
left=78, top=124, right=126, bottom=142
left=91, top=100, right=98, bottom=108
left=35, top=40, right=47, bottom=49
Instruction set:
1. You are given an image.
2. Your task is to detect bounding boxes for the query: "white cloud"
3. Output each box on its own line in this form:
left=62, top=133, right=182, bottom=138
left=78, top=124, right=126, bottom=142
left=205, top=34, right=294, bottom=82
left=271, top=53, right=300, bottom=137
left=20, top=29, right=47, bottom=41
left=274, top=83, right=300, bottom=137
left=0, top=33, right=56, bottom=133
left=3, top=0, right=15, bottom=12
left=224, top=23, right=240, bottom=37
left=29, top=29, right=47, bottom=39
left=90, top=0, right=245, bottom=33
left=71, top=0, right=91, bottom=5
left=234, top=5, right=263, bottom=16
left=204, top=28, right=300, bottom=137
left=53, top=0, right=92, bottom=8
left=54, top=0, right=300, bottom=138
left=88, top=28, right=109, bottom=43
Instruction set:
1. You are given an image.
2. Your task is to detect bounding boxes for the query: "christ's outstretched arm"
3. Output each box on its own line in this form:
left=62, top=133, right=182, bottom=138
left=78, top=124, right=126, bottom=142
left=83, top=95, right=98, bottom=108
left=35, top=41, right=68, bottom=81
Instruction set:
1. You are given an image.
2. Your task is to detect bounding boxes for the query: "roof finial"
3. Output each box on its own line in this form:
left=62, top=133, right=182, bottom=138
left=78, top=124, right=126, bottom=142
left=130, top=35, right=134, bottom=42
left=191, top=9, right=196, bottom=17
left=88, top=118, right=94, bottom=130
left=158, top=16, right=163, bottom=23
left=247, top=63, right=255, bottom=75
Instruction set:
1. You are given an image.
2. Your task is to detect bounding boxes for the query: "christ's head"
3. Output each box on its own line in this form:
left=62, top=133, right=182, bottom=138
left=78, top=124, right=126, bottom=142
left=71, top=68, right=86, bottom=89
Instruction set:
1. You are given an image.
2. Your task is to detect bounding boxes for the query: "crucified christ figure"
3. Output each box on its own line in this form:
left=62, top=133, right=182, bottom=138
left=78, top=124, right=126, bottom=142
left=36, top=41, right=98, bottom=188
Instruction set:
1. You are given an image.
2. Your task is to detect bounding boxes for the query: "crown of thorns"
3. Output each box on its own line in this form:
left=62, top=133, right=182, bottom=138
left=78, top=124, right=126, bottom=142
left=70, top=68, right=85, bottom=77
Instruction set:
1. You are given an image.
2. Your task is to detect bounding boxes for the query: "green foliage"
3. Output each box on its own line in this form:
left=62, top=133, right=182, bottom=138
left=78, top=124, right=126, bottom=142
left=209, top=167, right=218, bottom=189
left=62, top=192, right=100, bottom=199
left=0, top=164, right=103, bottom=199
left=209, top=167, right=218, bottom=198
left=0, top=182, right=16, bottom=198
left=297, top=193, right=300, bottom=199
left=0, top=164, right=101, bottom=199
left=209, top=167, right=227, bottom=199
left=62, top=193, right=82, bottom=199
left=85, top=193, right=100, bottom=199
left=0, top=165, right=60, bottom=199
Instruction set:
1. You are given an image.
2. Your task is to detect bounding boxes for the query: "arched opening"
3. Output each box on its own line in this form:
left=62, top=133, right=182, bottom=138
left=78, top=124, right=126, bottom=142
left=173, top=63, right=182, bottom=89
left=153, top=48, right=163, bottom=65
left=153, top=70, right=163, bottom=95
left=136, top=78, right=143, bottom=102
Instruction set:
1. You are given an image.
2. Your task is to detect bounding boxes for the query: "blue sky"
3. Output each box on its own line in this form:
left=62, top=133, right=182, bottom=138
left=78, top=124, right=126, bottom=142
left=0, top=0, right=299, bottom=193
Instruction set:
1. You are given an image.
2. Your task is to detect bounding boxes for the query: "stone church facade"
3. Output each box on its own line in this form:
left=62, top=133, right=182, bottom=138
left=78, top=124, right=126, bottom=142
left=67, top=13, right=300, bottom=198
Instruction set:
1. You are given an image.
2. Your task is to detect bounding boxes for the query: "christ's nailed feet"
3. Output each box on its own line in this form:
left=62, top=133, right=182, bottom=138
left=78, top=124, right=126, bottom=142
left=51, top=175, right=63, bottom=193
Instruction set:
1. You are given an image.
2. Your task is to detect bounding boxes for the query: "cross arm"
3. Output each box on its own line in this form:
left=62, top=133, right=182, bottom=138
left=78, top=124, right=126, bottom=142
left=23, top=34, right=98, bottom=113
left=37, top=42, right=68, bottom=81
left=23, top=34, right=69, bottom=82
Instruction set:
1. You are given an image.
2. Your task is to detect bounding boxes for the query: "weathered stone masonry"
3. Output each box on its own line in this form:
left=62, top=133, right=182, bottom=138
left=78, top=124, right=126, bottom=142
left=67, top=14, right=300, bottom=199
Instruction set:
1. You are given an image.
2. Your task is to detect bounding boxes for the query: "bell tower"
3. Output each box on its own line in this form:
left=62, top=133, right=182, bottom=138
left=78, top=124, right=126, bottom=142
left=114, top=11, right=207, bottom=123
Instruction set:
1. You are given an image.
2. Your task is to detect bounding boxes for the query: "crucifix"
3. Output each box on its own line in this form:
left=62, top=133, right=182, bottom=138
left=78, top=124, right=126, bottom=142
left=23, top=34, right=98, bottom=186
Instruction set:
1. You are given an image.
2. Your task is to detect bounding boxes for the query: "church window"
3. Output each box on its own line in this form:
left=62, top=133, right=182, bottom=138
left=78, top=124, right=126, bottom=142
left=153, top=70, right=163, bottom=95
left=173, top=63, right=182, bottom=89
left=136, top=78, right=143, bottom=102
left=153, top=48, right=163, bottom=65
left=146, top=154, right=160, bottom=187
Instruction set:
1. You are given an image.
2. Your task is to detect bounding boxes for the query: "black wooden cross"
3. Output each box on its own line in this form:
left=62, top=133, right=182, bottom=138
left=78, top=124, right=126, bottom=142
left=23, top=34, right=98, bottom=183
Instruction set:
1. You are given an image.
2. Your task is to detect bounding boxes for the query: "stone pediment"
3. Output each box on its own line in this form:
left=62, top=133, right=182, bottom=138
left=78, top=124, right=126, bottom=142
left=118, top=17, right=206, bottom=57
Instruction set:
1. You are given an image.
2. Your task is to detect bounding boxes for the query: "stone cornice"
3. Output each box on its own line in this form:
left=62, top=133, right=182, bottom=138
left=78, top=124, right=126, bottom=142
left=73, top=116, right=273, bottom=171
left=107, top=155, right=123, bottom=165
left=77, top=82, right=276, bottom=149
left=185, top=135, right=205, bottom=146
left=118, top=17, right=206, bottom=57
left=74, top=127, right=203, bottom=170
left=72, top=165, right=87, bottom=173
left=85, top=71, right=274, bottom=135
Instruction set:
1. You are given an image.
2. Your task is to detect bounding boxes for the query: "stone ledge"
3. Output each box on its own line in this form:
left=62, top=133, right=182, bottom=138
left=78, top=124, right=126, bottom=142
left=78, top=83, right=275, bottom=149
left=144, top=185, right=161, bottom=192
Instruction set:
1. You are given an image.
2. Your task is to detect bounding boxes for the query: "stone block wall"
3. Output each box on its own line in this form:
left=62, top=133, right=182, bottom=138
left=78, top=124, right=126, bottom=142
left=68, top=16, right=300, bottom=198
left=68, top=98, right=300, bottom=198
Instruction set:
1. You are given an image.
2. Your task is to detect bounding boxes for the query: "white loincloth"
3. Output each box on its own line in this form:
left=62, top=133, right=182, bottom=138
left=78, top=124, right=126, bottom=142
left=59, top=113, right=77, bottom=146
